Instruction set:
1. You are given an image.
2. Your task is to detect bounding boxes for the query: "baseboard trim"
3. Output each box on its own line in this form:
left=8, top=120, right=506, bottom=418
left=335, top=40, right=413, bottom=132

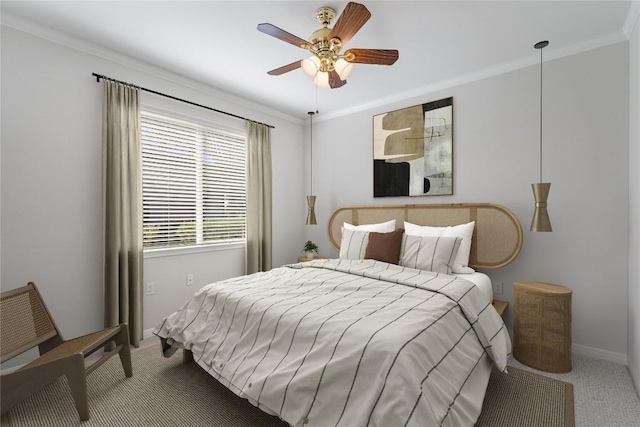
left=572, top=343, right=628, bottom=365
left=143, top=328, right=157, bottom=340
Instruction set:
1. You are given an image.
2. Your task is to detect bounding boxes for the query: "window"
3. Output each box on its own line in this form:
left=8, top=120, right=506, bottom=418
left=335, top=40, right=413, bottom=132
left=141, top=111, right=246, bottom=250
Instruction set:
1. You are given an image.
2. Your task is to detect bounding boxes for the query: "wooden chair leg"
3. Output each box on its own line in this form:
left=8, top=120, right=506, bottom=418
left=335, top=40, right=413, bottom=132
left=65, top=354, right=89, bottom=421
left=115, top=325, right=133, bottom=377
left=2, top=357, right=79, bottom=416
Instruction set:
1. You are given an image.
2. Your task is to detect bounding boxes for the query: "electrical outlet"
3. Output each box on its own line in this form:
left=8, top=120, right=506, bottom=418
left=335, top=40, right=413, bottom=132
left=493, top=281, right=503, bottom=295
left=146, top=282, right=155, bottom=295
left=186, top=274, right=194, bottom=286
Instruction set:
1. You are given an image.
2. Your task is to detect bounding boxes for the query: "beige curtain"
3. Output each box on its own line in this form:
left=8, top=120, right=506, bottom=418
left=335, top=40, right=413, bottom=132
left=245, top=121, right=272, bottom=274
left=102, top=80, right=143, bottom=346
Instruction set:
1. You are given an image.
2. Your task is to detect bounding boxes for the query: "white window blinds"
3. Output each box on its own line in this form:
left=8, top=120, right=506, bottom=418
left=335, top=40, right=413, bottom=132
left=141, top=111, right=246, bottom=249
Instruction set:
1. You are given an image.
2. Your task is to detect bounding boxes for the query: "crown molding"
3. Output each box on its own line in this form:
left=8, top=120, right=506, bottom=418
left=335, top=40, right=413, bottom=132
left=0, top=12, right=303, bottom=126
left=318, top=29, right=629, bottom=122
left=624, top=0, right=640, bottom=38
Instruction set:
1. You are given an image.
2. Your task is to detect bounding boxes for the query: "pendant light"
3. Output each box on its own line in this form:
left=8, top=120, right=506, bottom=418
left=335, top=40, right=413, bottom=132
left=306, top=111, right=317, bottom=225
left=530, top=40, right=552, bottom=232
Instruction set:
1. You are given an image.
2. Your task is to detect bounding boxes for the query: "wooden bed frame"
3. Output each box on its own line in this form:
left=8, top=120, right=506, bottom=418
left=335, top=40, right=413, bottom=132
left=327, top=203, right=523, bottom=269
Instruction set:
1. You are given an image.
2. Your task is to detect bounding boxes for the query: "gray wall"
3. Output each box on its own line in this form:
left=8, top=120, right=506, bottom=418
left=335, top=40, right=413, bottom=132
left=628, top=14, right=640, bottom=392
left=307, top=42, right=631, bottom=361
left=0, top=26, right=306, bottom=345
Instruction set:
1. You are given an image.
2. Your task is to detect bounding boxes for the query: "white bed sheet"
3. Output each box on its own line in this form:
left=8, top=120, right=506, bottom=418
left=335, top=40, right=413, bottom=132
left=453, top=272, right=493, bottom=304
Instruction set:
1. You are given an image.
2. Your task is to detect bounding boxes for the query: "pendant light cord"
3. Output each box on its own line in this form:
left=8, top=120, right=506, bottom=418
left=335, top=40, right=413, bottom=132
left=308, top=111, right=315, bottom=195
left=309, top=86, right=319, bottom=197
left=539, top=46, right=543, bottom=183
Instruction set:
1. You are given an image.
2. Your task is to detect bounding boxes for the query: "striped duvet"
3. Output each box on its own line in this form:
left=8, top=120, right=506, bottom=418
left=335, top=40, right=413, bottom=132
left=154, top=259, right=511, bottom=427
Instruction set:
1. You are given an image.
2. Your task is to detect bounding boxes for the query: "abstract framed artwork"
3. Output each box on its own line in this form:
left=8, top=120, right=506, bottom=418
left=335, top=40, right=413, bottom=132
left=373, top=97, right=453, bottom=197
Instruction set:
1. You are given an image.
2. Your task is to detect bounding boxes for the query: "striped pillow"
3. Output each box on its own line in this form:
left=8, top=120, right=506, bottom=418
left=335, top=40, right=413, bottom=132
left=404, top=221, right=475, bottom=273
left=399, top=235, right=462, bottom=274
left=339, top=228, right=370, bottom=260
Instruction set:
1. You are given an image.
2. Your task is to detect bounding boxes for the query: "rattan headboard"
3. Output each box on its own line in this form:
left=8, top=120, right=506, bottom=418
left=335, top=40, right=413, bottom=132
left=327, top=203, right=523, bottom=269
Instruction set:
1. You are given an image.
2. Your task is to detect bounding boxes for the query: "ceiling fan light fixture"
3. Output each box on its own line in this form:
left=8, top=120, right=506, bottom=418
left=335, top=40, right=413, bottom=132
left=258, top=2, right=398, bottom=89
left=334, top=58, right=354, bottom=79
left=314, top=71, right=330, bottom=88
left=301, top=56, right=321, bottom=77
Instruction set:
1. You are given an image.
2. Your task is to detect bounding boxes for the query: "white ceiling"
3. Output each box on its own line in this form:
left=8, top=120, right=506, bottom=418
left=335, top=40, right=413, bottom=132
left=1, top=1, right=636, bottom=121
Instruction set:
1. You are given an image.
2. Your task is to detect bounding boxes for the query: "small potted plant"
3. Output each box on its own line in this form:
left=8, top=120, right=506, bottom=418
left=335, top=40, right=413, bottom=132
left=302, top=240, right=319, bottom=258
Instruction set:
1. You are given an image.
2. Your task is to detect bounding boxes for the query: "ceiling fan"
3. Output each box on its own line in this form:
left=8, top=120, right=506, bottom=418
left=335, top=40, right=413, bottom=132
left=257, top=2, right=399, bottom=89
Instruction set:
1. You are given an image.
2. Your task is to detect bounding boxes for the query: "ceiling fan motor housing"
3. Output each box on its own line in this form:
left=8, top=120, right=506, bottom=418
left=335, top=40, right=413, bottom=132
left=308, top=34, right=341, bottom=71
left=308, top=8, right=344, bottom=73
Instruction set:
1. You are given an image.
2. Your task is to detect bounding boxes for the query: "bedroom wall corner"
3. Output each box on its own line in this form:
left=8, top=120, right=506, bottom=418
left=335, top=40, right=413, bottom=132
left=628, top=5, right=640, bottom=396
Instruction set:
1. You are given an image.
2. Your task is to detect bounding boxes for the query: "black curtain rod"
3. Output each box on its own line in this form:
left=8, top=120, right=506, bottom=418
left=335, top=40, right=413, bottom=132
left=92, top=73, right=274, bottom=129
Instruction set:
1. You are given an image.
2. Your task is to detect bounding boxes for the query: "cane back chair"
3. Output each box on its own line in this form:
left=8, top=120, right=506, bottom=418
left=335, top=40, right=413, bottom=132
left=0, top=282, right=132, bottom=421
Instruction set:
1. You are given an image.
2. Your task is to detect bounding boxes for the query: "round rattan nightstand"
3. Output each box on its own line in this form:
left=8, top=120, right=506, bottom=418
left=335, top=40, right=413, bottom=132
left=513, top=281, right=572, bottom=373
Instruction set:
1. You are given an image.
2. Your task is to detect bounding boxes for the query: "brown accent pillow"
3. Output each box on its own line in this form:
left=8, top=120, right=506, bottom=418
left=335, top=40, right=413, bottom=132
left=364, top=228, right=404, bottom=264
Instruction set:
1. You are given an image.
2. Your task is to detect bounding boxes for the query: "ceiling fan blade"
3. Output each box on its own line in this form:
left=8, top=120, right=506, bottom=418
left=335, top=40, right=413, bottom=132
left=267, top=60, right=303, bottom=76
left=257, top=23, right=313, bottom=49
left=329, top=70, right=347, bottom=89
left=344, top=49, right=399, bottom=65
left=328, top=2, right=371, bottom=46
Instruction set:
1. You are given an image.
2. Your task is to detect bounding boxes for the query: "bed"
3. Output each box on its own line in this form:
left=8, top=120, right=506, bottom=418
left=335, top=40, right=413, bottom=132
left=154, top=203, right=523, bottom=427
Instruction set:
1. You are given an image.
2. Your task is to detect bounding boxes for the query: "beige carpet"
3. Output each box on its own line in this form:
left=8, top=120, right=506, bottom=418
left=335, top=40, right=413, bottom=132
left=5, top=344, right=574, bottom=427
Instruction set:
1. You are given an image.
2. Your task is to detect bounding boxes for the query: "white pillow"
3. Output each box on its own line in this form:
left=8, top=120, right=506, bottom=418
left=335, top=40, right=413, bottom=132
left=343, top=219, right=396, bottom=232
left=404, top=221, right=475, bottom=273
left=339, top=229, right=370, bottom=260
left=399, top=235, right=462, bottom=274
